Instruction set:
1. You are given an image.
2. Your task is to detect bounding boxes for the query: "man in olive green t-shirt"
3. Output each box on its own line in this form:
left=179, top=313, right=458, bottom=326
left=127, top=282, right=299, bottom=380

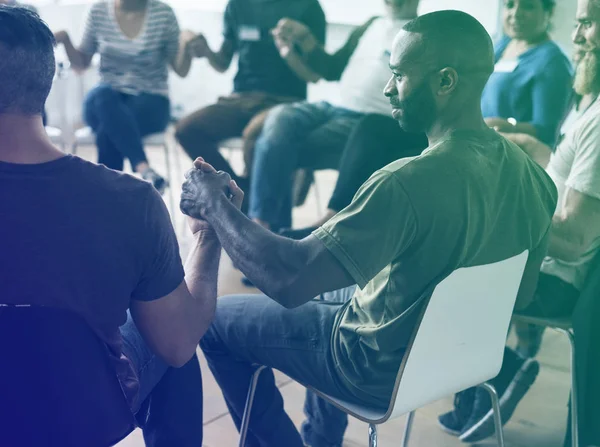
left=181, top=10, right=557, bottom=447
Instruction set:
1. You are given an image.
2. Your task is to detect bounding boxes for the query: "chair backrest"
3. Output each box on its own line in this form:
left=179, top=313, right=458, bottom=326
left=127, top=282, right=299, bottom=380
left=0, top=305, right=136, bottom=447
left=387, top=251, right=529, bottom=419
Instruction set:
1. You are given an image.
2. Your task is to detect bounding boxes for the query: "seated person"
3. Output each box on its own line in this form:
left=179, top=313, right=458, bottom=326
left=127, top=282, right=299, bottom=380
left=482, top=0, right=573, bottom=146
left=440, top=1, right=600, bottom=443
left=0, top=7, right=224, bottom=445
left=287, top=0, right=574, bottom=236
left=281, top=113, right=427, bottom=239
left=248, top=0, right=422, bottom=231
left=54, top=0, right=198, bottom=193
left=174, top=0, right=327, bottom=192
left=180, top=11, right=558, bottom=447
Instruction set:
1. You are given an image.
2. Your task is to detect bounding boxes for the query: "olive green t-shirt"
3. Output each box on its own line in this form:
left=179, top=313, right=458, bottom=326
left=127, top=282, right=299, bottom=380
left=313, top=128, right=557, bottom=404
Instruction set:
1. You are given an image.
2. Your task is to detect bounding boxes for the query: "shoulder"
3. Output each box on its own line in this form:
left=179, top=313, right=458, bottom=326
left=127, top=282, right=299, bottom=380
left=535, top=41, right=573, bottom=72
left=69, top=156, right=155, bottom=200
left=150, top=0, right=178, bottom=20
left=88, top=1, right=109, bottom=16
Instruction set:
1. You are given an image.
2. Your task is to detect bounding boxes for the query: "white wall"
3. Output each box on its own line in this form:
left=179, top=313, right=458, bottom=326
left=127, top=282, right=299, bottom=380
left=41, top=0, right=510, bottom=130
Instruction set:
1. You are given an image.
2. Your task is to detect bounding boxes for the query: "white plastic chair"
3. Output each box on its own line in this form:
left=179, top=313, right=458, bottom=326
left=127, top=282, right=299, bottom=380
left=239, top=251, right=529, bottom=447
left=71, top=127, right=180, bottom=218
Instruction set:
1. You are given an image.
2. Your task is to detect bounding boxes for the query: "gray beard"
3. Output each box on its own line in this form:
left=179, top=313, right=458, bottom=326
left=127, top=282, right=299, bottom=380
left=574, top=51, right=600, bottom=96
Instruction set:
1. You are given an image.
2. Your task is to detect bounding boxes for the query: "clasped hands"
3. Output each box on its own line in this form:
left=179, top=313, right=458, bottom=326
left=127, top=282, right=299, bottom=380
left=180, top=158, right=244, bottom=233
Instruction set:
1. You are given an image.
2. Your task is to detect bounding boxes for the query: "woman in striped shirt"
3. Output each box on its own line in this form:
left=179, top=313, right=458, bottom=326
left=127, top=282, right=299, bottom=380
left=55, top=0, right=198, bottom=192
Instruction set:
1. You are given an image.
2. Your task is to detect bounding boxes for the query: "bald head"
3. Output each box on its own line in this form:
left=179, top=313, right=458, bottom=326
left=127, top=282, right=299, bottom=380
left=396, top=10, right=494, bottom=88
left=384, top=11, right=493, bottom=135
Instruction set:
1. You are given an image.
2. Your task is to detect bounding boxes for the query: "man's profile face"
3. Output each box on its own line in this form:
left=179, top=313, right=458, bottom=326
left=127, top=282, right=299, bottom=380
left=384, top=31, right=437, bottom=133
left=573, top=0, right=600, bottom=94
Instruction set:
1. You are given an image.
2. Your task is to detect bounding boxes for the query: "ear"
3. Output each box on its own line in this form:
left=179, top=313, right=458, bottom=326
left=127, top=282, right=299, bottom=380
left=436, top=67, right=459, bottom=96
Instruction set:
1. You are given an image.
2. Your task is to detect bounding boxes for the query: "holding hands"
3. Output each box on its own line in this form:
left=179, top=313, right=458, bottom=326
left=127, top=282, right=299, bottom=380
left=180, top=30, right=211, bottom=58
left=271, top=18, right=317, bottom=57
left=180, top=158, right=244, bottom=232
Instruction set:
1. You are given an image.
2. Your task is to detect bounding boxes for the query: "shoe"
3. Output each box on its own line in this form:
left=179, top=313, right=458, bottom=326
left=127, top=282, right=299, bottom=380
left=438, top=388, right=476, bottom=436
left=141, top=168, right=168, bottom=195
left=459, top=358, right=540, bottom=443
left=278, top=226, right=318, bottom=240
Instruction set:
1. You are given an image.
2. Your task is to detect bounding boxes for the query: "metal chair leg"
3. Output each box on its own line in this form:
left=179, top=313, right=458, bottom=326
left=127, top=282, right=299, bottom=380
left=401, top=411, right=415, bottom=447
left=479, top=382, right=505, bottom=447
left=239, top=365, right=267, bottom=447
left=559, top=328, right=579, bottom=447
left=368, top=423, right=378, bottom=447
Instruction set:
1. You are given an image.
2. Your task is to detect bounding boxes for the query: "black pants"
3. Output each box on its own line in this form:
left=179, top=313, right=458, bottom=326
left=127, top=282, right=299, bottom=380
left=327, top=113, right=428, bottom=212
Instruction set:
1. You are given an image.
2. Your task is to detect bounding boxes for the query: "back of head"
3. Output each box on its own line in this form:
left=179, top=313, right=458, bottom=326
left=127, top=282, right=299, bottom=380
left=402, top=10, right=495, bottom=92
left=0, top=5, right=55, bottom=116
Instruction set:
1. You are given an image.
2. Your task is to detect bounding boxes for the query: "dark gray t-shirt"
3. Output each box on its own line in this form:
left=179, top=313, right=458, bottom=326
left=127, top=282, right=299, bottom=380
left=0, top=155, right=184, bottom=407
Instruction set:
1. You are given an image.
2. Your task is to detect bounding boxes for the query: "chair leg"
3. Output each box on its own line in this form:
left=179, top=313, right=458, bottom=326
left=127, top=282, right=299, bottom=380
left=559, top=328, right=579, bottom=447
left=368, top=423, right=378, bottom=447
left=239, top=365, right=267, bottom=447
left=479, top=382, right=505, bottom=447
left=401, top=411, right=415, bottom=447
left=162, top=143, right=176, bottom=220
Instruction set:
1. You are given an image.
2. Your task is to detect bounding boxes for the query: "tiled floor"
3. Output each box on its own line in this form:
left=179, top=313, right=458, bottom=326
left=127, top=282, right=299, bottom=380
left=73, top=140, right=572, bottom=447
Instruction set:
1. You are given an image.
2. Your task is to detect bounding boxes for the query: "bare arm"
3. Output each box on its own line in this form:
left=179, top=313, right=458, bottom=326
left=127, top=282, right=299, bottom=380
left=547, top=188, right=600, bottom=262
left=487, top=118, right=538, bottom=138
left=169, top=31, right=196, bottom=78
left=130, top=227, right=221, bottom=367
left=203, top=38, right=236, bottom=73
left=54, top=31, right=94, bottom=72
left=205, top=196, right=354, bottom=307
left=180, top=161, right=354, bottom=308
left=278, top=46, right=321, bottom=83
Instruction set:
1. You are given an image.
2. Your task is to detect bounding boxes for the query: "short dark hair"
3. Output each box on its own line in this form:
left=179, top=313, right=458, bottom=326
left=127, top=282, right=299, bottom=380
left=0, top=5, right=56, bottom=115
left=402, top=10, right=494, bottom=79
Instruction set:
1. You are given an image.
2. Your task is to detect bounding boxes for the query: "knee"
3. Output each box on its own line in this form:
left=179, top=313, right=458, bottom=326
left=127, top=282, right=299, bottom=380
left=174, top=114, right=211, bottom=152
left=83, top=85, right=119, bottom=125
left=253, top=104, right=298, bottom=156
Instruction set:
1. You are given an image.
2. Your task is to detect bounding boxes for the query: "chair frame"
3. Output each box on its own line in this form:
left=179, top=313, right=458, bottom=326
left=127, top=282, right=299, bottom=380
left=513, top=314, right=578, bottom=447
left=238, top=252, right=529, bottom=447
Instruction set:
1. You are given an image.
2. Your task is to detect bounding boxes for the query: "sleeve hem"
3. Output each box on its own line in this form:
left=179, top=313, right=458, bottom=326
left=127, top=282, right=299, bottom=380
left=313, top=227, right=369, bottom=289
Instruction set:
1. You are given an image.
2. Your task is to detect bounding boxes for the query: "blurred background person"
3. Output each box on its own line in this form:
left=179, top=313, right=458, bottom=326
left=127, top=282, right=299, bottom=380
left=482, top=0, right=573, bottom=146
left=54, top=0, right=199, bottom=193
left=175, top=0, right=327, bottom=196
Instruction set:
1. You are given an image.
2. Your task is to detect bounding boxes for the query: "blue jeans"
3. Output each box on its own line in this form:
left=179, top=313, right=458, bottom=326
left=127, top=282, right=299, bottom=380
left=200, top=286, right=358, bottom=447
left=84, top=84, right=171, bottom=171
left=120, top=314, right=204, bottom=447
left=249, top=101, right=363, bottom=230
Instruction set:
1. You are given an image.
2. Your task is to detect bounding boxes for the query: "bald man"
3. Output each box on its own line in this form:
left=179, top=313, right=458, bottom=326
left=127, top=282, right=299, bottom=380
left=182, top=11, right=557, bottom=447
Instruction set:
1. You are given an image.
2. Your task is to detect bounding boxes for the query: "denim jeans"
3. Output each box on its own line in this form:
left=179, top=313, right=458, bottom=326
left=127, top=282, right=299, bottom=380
left=200, top=287, right=358, bottom=447
left=249, top=101, right=363, bottom=230
left=84, top=84, right=171, bottom=171
left=120, top=314, right=204, bottom=447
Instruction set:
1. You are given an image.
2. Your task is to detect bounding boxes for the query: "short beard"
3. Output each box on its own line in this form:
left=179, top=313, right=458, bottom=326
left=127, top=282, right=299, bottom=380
left=574, top=50, right=600, bottom=95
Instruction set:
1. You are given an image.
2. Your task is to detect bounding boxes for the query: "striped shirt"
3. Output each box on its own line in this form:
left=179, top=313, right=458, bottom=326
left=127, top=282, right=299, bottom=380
left=80, top=0, right=180, bottom=97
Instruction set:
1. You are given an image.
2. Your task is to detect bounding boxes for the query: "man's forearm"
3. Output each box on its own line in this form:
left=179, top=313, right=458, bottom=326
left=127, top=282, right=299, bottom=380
left=205, top=196, right=307, bottom=306
left=183, top=229, right=222, bottom=334
left=206, top=49, right=230, bottom=73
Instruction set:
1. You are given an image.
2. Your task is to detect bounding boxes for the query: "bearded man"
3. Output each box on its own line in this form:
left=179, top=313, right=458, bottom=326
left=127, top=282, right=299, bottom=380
left=439, top=1, right=600, bottom=445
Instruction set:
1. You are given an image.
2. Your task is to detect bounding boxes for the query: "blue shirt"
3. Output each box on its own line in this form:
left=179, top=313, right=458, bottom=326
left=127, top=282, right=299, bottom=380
left=0, top=155, right=184, bottom=408
left=481, top=36, right=573, bottom=146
